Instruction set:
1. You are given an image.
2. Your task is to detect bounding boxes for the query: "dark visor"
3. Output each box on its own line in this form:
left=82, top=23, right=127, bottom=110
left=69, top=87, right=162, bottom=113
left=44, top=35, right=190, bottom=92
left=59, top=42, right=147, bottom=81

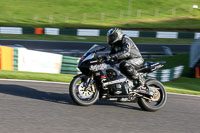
left=108, top=32, right=118, bottom=43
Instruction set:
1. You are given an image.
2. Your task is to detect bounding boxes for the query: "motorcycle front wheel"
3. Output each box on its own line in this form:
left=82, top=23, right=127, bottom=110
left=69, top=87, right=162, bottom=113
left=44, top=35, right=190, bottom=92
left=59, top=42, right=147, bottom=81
left=69, top=74, right=99, bottom=106
left=137, top=79, right=167, bottom=112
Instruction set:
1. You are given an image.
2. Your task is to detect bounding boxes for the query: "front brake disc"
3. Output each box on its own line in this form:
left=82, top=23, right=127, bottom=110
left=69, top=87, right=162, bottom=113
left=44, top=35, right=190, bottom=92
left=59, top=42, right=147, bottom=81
left=78, top=83, right=94, bottom=99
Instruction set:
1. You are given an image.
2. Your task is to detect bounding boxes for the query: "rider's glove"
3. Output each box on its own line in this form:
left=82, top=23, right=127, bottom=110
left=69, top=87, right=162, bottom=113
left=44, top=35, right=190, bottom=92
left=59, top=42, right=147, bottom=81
left=109, top=54, right=116, bottom=59
left=97, top=55, right=106, bottom=62
left=105, top=55, right=111, bottom=60
left=98, top=55, right=110, bottom=60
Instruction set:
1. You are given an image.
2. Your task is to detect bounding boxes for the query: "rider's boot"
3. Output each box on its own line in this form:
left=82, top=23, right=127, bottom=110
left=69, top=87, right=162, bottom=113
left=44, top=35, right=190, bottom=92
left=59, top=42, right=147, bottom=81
left=130, top=71, right=144, bottom=88
left=125, top=64, right=144, bottom=88
left=131, top=73, right=153, bottom=96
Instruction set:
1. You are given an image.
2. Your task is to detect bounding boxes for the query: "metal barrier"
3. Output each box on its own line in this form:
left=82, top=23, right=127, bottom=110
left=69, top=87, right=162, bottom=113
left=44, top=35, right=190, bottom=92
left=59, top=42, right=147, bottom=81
left=147, top=66, right=184, bottom=82
left=61, top=56, right=80, bottom=74
left=0, top=27, right=200, bottom=39
left=14, top=48, right=18, bottom=71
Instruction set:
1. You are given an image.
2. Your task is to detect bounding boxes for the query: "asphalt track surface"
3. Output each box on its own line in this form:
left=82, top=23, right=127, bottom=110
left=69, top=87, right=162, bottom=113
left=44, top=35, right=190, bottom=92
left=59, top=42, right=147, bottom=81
left=0, top=80, right=199, bottom=133
left=0, top=39, right=190, bottom=56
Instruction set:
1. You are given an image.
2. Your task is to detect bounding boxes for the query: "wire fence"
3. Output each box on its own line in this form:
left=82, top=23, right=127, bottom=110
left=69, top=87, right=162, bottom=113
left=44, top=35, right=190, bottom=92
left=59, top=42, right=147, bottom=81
left=37, top=8, right=199, bottom=23
left=0, top=6, right=199, bottom=24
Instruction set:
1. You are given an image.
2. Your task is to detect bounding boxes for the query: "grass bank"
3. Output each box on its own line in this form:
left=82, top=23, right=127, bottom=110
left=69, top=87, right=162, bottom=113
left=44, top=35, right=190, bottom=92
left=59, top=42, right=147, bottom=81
left=0, top=0, right=200, bottom=30
left=149, top=53, right=200, bottom=95
left=148, top=53, right=190, bottom=76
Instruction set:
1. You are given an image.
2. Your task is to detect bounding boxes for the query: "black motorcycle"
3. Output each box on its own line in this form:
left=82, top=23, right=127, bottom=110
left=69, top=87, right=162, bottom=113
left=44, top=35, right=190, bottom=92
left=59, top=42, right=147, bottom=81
left=69, top=44, right=167, bottom=112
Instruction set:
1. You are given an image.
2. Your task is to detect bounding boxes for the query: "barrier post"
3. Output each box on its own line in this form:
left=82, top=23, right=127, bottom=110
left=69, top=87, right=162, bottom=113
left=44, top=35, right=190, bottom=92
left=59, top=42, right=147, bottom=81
left=195, top=67, right=200, bottom=78
left=0, top=46, right=14, bottom=70
left=34, top=28, right=43, bottom=35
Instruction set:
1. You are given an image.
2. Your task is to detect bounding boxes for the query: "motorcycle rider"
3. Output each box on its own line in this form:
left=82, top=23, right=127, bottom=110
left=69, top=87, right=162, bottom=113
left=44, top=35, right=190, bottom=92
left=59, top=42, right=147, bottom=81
left=106, top=28, right=145, bottom=87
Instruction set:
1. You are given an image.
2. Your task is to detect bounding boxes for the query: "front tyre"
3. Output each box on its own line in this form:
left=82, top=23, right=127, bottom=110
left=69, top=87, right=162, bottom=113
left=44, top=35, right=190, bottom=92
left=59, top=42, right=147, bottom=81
left=69, top=74, right=99, bottom=106
left=137, top=79, right=167, bottom=112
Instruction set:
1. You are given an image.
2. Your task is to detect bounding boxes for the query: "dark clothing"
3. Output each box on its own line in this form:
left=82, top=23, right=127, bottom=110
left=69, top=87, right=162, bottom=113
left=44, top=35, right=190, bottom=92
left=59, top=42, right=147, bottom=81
left=110, top=35, right=143, bottom=60
left=109, top=35, right=144, bottom=79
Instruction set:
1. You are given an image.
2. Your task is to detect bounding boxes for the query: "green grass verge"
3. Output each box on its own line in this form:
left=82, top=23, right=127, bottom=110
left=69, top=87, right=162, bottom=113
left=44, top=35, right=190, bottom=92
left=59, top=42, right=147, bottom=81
left=0, top=34, right=194, bottom=44
left=164, top=77, right=200, bottom=95
left=0, top=70, right=74, bottom=83
left=0, top=0, right=200, bottom=30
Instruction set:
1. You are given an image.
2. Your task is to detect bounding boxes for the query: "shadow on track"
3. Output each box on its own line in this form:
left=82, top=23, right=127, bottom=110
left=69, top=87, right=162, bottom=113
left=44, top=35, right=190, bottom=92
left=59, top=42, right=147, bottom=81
left=0, top=84, right=72, bottom=104
left=0, top=84, right=142, bottom=111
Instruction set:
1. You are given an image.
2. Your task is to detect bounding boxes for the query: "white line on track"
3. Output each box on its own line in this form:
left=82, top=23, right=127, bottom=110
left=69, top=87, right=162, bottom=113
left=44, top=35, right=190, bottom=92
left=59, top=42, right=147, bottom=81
left=0, top=78, right=199, bottom=98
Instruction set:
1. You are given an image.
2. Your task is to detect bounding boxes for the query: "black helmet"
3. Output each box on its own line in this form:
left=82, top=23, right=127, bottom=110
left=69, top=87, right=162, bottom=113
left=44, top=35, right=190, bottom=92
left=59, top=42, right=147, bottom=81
left=107, top=28, right=123, bottom=45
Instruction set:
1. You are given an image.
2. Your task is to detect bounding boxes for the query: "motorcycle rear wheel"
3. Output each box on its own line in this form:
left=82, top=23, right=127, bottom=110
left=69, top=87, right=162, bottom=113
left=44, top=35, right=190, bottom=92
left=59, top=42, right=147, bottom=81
left=137, top=79, right=167, bottom=112
left=69, top=74, right=99, bottom=106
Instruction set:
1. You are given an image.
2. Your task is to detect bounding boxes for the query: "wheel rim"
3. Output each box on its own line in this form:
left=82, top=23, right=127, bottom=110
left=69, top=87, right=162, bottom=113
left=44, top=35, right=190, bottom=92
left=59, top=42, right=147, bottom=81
left=145, top=84, right=164, bottom=107
left=77, top=82, right=94, bottom=99
left=150, top=86, right=161, bottom=102
left=73, top=76, right=98, bottom=102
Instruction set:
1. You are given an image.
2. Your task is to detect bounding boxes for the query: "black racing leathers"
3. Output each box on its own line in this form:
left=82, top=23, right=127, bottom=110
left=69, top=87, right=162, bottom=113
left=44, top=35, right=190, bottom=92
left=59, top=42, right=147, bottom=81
left=109, top=35, right=144, bottom=79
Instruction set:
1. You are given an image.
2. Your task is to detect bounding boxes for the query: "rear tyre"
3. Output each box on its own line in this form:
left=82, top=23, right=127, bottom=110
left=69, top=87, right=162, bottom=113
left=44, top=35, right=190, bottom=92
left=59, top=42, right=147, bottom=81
left=69, top=74, right=99, bottom=106
left=137, top=79, right=167, bottom=112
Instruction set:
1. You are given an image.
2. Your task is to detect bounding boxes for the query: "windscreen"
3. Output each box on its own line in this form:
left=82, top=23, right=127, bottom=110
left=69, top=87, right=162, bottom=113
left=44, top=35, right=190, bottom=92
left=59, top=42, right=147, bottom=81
left=83, top=44, right=105, bottom=56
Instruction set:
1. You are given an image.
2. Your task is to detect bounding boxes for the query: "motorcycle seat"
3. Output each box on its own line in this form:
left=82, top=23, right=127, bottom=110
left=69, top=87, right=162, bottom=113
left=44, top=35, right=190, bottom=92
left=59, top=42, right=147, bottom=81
left=145, top=61, right=165, bottom=67
left=145, top=61, right=156, bottom=66
left=137, top=61, right=165, bottom=72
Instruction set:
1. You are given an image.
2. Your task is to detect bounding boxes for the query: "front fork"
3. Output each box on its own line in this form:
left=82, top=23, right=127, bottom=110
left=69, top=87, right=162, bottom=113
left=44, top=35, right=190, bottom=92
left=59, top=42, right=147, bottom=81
left=82, top=74, right=96, bottom=93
